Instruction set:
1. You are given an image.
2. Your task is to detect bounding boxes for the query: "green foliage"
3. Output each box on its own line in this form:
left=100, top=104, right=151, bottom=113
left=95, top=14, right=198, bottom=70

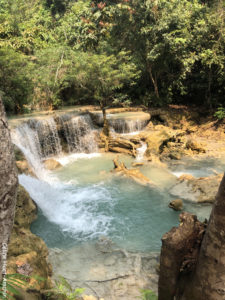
left=53, top=276, right=84, bottom=300
left=67, top=50, right=140, bottom=108
left=139, top=289, right=158, bottom=300
left=0, top=0, right=225, bottom=113
left=0, top=0, right=54, bottom=53
left=0, top=47, right=33, bottom=113
left=214, top=106, right=225, bottom=120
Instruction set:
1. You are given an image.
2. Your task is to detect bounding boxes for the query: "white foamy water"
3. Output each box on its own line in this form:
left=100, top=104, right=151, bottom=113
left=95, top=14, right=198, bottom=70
left=56, top=153, right=101, bottom=166
left=11, top=124, right=53, bottom=181
left=136, top=142, right=147, bottom=161
left=19, top=174, right=113, bottom=239
left=171, top=171, right=191, bottom=178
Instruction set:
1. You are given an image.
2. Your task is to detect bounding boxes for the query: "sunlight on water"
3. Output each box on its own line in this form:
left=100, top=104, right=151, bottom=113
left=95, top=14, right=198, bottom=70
left=12, top=116, right=214, bottom=252
left=26, top=154, right=212, bottom=252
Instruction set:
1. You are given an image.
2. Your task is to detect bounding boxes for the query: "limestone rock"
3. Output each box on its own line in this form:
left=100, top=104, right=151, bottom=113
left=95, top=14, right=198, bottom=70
left=170, top=173, right=223, bottom=203
left=96, top=236, right=113, bottom=253
left=16, top=160, right=35, bottom=177
left=44, top=158, right=62, bottom=170
left=13, top=185, right=37, bottom=228
left=139, top=126, right=188, bottom=162
left=186, top=139, right=206, bottom=153
left=169, top=199, right=183, bottom=211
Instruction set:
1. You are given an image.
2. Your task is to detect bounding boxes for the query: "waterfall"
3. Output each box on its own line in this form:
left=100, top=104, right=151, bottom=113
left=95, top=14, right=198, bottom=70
left=27, top=118, right=62, bottom=157
left=90, top=112, right=149, bottom=134
left=58, top=114, right=98, bottom=153
left=11, top=114, right=98, bottom=173
left=109, top=119, right=148, bottom=134
left=11, top=123, right=50, bottom=180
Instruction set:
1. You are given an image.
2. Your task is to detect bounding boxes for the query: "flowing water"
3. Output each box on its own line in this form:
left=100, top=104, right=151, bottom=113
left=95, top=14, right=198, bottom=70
left=11, top=114, right=213, bottom=253
left=91, top=111, right=150, bottom=134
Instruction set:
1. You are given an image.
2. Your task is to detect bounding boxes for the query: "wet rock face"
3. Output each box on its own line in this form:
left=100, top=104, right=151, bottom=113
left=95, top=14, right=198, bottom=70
left=7, top=185, right=52, bottom=293
left=170, top=173, right=223, bottom=203
left=169, top=199, right=183, bottom=211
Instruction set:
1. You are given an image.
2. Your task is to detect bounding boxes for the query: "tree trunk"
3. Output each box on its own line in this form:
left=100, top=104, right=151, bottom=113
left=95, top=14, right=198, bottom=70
left=181, top=173, right=225, bottom=300
left=100, top=102, right=110, bottom=137
left=158, top=213, right=205, bottom=300
left=147, top=64, right=159, bottom=99
left=0, top=97, right=18, bottom=282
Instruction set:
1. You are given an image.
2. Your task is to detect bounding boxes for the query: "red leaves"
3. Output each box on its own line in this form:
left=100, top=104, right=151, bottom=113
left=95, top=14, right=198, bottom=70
left=97, top=2, right=106, bottom=10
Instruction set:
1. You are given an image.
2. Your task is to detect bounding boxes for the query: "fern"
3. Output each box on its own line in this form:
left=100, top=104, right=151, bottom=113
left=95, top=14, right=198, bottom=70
left=0, top=273, right=44, bottom=300
left=53, top=276, right=84, bottom=300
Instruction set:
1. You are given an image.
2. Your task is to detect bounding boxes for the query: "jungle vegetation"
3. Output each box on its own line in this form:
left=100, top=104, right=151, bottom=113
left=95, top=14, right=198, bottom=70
left=0, top=0, right=224, bottom=114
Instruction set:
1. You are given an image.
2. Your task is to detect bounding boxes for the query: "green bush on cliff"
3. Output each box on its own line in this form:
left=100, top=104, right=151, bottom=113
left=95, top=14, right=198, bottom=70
left=140, top=289, right=158, bottom=300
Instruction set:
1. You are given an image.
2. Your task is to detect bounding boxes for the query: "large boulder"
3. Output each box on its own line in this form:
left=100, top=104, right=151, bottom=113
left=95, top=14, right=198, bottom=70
left=170, top=173, right=223, bottom=203
left=169, top=199, right=183, bottom=211
left=44, top=158, right=62, bottom=170
left=138, top=126, right=186, bottom=161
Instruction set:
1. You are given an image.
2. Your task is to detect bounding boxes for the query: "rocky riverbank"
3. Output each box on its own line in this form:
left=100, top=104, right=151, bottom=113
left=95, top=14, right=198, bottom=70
left=7, top=185, right=52, bottom=299
left=8, top=105, right=225, bottom=299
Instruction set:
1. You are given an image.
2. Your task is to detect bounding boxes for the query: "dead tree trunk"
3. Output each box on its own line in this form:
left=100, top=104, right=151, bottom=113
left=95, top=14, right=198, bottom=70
left=182, top=173, right=225, bottom=300
left=158, top=174, right=225, bottom=300
left=0, top=97, right=18, bottom=282
left=158, top=213, right=205, bottom=300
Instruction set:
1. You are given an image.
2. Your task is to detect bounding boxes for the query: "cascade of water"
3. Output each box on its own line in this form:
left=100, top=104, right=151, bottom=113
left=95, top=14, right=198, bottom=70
left=109, top=119, right=148, bottom=134
left=136, top=142, right=147, bottom=161
left=11, top=124, right=49, bottom=180
left=30, top=118, right=62, bottom=157
left=59, top=114, right=98, bottom=153
left=11, top=114, right=99, bottom=178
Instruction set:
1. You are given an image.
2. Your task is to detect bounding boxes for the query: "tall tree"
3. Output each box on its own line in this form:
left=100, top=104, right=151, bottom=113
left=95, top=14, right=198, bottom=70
left=0, top=97, right=18, bottom=282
